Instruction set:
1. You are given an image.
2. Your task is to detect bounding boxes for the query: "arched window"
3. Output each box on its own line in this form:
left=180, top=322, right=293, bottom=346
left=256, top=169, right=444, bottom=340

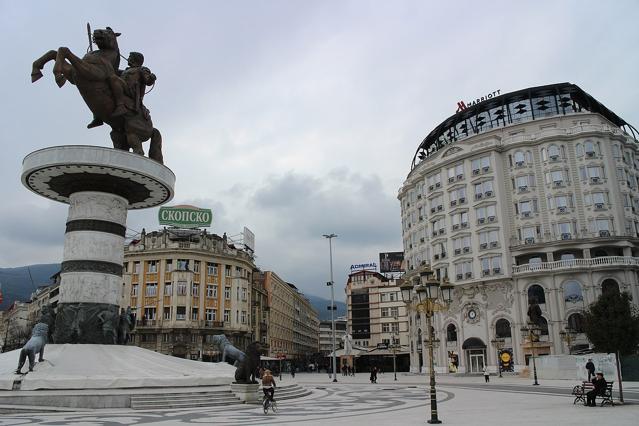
left=495, top=319, right=511, bottom=338
left=541, top=147, right=548, bottom=161
left=564, top=280, right=583, bottom=303
left=584, top=140, right=596, bottom=156
left=567, top=312, right=585, bottom=333
left=548, top=145, right=560, bottom=159
left=528, top=284, right=546, bottom=305
left=602, top=279, right=620, bottom=296
left=446, top=324, right=457, bottom=342
left=514, top=151, right=525, bottom=164
left=539, top=316, right=549, bottom=336
left=576, top=143, right=584, bottom=157
left=417, top=328, right=422, bottom=349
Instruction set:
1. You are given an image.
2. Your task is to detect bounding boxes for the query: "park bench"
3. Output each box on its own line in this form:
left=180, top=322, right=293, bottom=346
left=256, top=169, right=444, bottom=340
left=572, top=381, right=614, bottom=406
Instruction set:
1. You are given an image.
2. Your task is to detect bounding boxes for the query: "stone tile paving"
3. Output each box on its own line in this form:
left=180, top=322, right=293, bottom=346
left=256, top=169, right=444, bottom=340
left=0, top=373, right=637, bottom=425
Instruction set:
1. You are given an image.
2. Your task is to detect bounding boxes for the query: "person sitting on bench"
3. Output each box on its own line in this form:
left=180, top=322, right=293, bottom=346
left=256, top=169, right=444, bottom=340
left=586, top=372, right=607, bottom=406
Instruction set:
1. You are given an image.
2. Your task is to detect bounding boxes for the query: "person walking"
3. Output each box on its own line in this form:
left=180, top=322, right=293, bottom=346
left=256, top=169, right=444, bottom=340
left=370, top=366, right=378, bottom=383
left=586, top=372, right=607, bottom=406
left=483, top=366, right=490, bottom=383
left=585, top=359, right=595, bottom=381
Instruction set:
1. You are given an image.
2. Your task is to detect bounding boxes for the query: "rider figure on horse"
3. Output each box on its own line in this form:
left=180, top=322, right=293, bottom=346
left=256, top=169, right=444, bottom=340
left=87, top=51, right=156, bottom=129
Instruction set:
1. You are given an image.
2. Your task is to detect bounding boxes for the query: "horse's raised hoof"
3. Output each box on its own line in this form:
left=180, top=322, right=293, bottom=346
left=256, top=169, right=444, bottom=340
left=55, top=73, right=66, bottom=88
left=31, top=70, right=43, bottom=83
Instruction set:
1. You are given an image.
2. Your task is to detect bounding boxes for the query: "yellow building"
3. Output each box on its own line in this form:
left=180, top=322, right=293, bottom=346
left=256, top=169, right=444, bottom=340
left=254, top=271, right=319, bottom=363
left=123, top=228, right=255, bottom=360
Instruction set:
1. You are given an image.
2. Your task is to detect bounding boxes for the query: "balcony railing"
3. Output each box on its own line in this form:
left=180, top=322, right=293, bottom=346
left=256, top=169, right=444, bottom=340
left=513, top=256, right=639, bottom=274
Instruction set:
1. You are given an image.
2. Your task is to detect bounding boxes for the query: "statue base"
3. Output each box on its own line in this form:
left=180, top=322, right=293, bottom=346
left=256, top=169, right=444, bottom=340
left=21, top=146, right=175, bottom=344
left=230, top=383, right=261, bottom=404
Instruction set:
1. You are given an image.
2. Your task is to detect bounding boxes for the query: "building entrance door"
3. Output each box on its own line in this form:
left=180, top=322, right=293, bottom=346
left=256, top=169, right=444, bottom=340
left=468, top=351, right=485, bottom=373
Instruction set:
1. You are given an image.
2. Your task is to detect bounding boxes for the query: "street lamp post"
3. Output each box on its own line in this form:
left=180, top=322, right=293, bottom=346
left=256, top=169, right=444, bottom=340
left=392, top=314, right=398, bottom=381
left=400, top=267, right=453, bottom=424
left=490, top=338, right=505, bottom=378
left=323, top=233, right=338, bottom=383
left=520, top=324, right=541, bottom=386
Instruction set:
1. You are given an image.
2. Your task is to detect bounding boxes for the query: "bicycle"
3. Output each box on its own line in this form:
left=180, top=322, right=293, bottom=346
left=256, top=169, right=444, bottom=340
left=262, top=395, right=278, bottom=414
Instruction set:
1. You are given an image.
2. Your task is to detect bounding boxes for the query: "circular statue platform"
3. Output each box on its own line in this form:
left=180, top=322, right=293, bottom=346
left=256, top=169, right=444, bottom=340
left=21, top=145, right=175, bottom=209
left=0, top=345, right=235, bottom=391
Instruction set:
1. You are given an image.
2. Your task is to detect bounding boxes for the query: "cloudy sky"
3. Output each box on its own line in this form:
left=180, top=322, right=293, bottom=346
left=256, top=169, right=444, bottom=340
left=1, top=1, right=638, bottom=302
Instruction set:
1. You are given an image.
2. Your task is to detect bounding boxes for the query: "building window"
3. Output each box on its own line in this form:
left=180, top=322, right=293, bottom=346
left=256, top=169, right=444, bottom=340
left=133, top=262, right=140, bottom=274
left=241, top=287, right=247, bottom=301
left=206, top=309, right=216, bottom=321
left=224, top=309, right=230, bottom=322
left=390, top=307, right=399, bottom=317
left=144, top=307, right=156, bottom=320
left=567, top=313, right=585, bottom=333
left=481, top=256, right=502, bottom=274
left=527, top=284, right=546, bottom=305
left=381, top=307, right=389, bottom=317
left=207, top=262, right=218, bottom=276
left=165, top=259, right=173, bottom=272
left=564, top=281, right=583, bottom=303
left=224, top=287, right=231, bottom=300
left=447, top=324, right=457, bottom=342
left=176, top=306, right=186, bottom=320
left=177, top=280, right=187, bottom=296
left=225, top=265, right=232, bottom=277
left=474, top=180, right=494, bottom=198
left=131, top=284, right=138, bottom=296
left=163, top=307, right=171, bottom=320
left=164, top=282, right=172, bottom=296
left=241, top=310, right=247, bottom=324
left=451, top=211, right=469, bottom=229
left=206, top=285, right=217, bottom=298
left=191, top=308, right=198, bottom=321
left=455, top=261, right=473, bottom=279
left=177, top=259, right=189, bottom=270
left=162, top=333, right=170, bottom=343
left=382, top=323, right=391, bottom=333
left=495, top=319, right=511, bottom=338
left=145, top=283, right=157, bottom=297
left=476, top=204, right=496, bottom=223
left=471, top=155, right=490, bottom=173
left=478, top=230, right=499, bottom=247
left=192, top=283, right=199, bottom=297
left=193, top=260, right=200, bottom=273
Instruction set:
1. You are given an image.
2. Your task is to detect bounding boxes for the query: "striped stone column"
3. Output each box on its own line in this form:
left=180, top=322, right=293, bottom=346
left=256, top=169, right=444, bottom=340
left=21, top=146, right=175, bottom=345
left=55, top=191, right=129, bottom=344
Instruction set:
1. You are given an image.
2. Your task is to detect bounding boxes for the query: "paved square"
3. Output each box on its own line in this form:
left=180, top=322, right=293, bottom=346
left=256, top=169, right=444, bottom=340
left=0, top=373, right=637, bottom=425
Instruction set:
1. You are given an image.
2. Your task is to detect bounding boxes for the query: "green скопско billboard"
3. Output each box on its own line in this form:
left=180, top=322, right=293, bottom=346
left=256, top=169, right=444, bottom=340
left=158, top=205, right=212, bottom=228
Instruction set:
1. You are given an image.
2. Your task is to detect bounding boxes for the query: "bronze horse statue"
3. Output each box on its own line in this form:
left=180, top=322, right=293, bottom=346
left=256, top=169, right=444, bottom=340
left=30, top=27, right=163, bottom=163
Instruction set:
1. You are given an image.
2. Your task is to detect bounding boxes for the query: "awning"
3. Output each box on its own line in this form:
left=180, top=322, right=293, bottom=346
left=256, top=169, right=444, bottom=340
left=260, top=356, right=280, bottom=361
left=462, top=337, right=487, bottom=349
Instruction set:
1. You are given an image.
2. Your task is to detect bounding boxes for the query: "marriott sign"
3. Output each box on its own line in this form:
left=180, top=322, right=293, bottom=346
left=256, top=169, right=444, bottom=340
left=456, top=89, right=501, bottom=113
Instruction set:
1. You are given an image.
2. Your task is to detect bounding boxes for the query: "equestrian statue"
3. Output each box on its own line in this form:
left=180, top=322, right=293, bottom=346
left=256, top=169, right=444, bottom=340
left=30, top=25, right=164, bottom=163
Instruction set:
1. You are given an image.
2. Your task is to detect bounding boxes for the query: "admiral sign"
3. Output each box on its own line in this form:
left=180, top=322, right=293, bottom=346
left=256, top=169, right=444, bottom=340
left=350, top=262, right=377, bottom=271
left=158, top=205, right=212, bottom=228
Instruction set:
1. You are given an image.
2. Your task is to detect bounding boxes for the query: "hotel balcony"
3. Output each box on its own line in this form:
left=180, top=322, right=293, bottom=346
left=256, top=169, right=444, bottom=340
left=512, top=256, right=639, bottom=275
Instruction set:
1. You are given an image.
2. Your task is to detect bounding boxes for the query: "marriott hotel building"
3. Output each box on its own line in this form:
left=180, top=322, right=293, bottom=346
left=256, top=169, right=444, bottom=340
left=398, top=83, right=639, bottom=374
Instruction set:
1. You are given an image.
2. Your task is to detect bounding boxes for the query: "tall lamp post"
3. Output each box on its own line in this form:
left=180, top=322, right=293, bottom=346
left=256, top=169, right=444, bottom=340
left=323, top=233, right=338, bottom=383
left=400, top=267, right=453, bottom=424
left=490, top=338, right=505, bottom=378
left=520, top=324, right=541, bottom=386
left=392, top=314, right=398, bottom=381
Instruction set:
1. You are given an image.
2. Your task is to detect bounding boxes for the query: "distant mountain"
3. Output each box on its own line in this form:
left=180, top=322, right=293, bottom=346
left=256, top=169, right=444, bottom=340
left=305, top=293, right=347, bottom=321
left=0, top=264, right=60, bottom=310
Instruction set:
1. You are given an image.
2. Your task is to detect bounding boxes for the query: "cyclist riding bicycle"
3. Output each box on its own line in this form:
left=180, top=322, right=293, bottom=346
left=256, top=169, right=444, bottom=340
left=262, top=369, right=276, bottom=402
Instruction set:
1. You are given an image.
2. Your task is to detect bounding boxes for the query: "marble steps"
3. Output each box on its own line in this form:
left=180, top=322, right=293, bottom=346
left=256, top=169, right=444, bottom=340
left=130, top=384, right=311, bottom=409
left=130, top=390, right=240, bottom=410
